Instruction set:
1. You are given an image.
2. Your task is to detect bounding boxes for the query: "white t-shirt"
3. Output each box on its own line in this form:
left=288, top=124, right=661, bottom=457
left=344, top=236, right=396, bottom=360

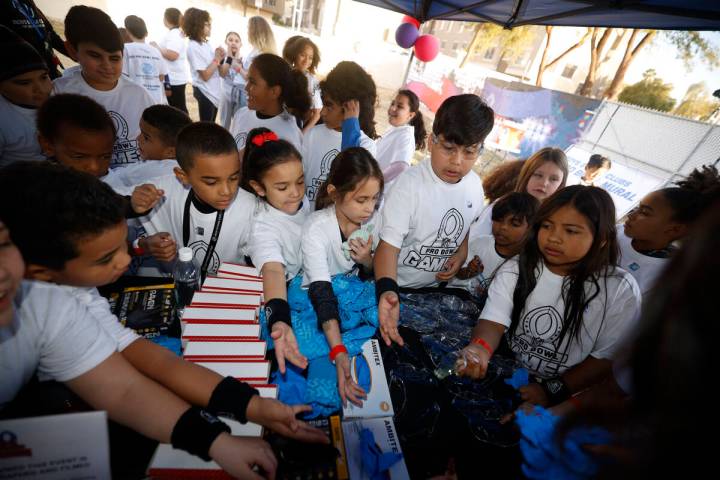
left=376, top=125, right=415, bottom=171
left=305, top=72, right=322, bottom=109
left=230, top=108, right=302, bottom=152
left=122, top=42, right=169, bottom=105
left=302, top=204, right=382, bottom=286
left=139, top=174, right=258, bottom=275
left=186, top=40, right=222, bottom=107
left=616, top=224, right=668, bottom=295
left=301, top=124, right=376, bottom=210
left=53, top=71, right=154, bottom=168
left=380, top=158, right=485, bottom=288
left=449, top=234, right=506, bottom=292
left=480, top=260, right=641, bottom=379
left=159, top=28, right=189, bottom=85
left=102, top=159, right=179, bottom=193
left=0, top=95, right=44, bottom=168
left=1, top=281, right=116, bottom=408
left=248, top=199, right=311, bottom=280
left=242, top=48, right=260, bottom=71
left=68, top=286, right=140, bottom=352
left=470, top=201, right=494, bottom=238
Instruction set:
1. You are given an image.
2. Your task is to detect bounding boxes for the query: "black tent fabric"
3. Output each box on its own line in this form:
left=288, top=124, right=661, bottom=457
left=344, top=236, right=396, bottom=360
left=352, top=0, right=720, bottom=30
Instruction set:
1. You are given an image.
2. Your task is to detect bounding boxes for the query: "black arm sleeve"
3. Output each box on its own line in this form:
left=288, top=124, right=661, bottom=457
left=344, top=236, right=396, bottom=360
left=308, top=281, right=340, bottom=331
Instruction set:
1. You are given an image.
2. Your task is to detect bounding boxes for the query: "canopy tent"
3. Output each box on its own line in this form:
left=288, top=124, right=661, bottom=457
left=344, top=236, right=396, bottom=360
left=352, top=0, right=720, bottom=30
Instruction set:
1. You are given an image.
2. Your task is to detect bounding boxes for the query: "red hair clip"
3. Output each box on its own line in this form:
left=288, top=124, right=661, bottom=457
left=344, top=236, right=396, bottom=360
left=251, top=131, right=279, bottom=147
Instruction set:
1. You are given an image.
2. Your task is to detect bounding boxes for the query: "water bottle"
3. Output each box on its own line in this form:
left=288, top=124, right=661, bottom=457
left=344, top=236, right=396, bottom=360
left=163, top=74, right=171, bottom=96
left=173, top=247, right=199, bottom=316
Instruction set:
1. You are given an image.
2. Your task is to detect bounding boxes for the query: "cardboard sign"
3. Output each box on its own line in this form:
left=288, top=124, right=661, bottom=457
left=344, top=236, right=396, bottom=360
left=342, top=340, right=394, bottom=419
left=0, top=412, right=110, bottom=479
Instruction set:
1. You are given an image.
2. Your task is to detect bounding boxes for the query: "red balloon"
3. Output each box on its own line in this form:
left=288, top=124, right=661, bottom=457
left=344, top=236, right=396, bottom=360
left=414, top=34, right=439, bottom=62
left=401, top=15, right=421, bottom=29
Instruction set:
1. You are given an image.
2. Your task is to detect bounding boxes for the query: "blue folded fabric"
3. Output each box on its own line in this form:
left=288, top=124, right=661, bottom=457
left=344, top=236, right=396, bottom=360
left=150, top=335, right=181, bottom=356
left=359, top=428, right=403, bottom=480
left=504, top=368, right=530, bottom=390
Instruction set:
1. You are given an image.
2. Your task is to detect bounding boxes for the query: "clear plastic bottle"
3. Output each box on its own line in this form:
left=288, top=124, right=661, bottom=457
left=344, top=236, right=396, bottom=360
left=173, top=247, right=199, bottom=316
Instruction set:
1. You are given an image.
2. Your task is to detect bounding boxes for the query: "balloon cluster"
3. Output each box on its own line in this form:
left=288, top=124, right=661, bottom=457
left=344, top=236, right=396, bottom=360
left=394, top=15, right=439, bottom=62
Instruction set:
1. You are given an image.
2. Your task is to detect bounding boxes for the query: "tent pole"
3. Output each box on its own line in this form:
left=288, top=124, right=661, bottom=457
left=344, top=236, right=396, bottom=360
left=401, top=50, right=415, bottom=87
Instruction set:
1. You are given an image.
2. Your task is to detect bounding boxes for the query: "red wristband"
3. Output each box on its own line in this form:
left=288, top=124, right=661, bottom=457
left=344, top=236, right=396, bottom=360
left=329, top=344, right=348, bottom=362
left=132, top=238, right=145, bottom=256
left=471, top=337, right=493, bottom=356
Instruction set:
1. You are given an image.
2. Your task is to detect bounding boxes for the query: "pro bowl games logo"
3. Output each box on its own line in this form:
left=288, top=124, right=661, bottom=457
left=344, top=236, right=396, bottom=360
left=511, top=305, right=569, bottom=377
left=307, top=149, right=339, bottom=201
left=188, top=240, right=221, bottom=275
left=403, top=209, right=464, bottom=272
left=0, top=431, right=32, bottom=458
left=235, top=132, right=248, bottom=150
left=109, top=111, right=141, bottom=166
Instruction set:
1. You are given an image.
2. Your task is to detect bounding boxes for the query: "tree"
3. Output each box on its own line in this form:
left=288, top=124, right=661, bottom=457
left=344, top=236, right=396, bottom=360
left=674, top=82, right=720, bottom=121
left=618, top=69, right=676, bottom=111
left=460, top=23, right=537, bottom=69
left=578, top=28, right=622, bottom=96
left=535, top=27, right=591, bottom=87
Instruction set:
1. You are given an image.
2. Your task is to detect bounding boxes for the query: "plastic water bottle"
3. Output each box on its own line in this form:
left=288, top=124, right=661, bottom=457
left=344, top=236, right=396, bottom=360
left=173, top=247, right=199, bottom=316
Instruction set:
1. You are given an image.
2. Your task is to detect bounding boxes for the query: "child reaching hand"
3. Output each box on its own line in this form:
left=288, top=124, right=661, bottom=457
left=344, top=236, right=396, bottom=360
left=243, top=127, right=311, bottom=374
left=301, top=148, right=384, bottom=407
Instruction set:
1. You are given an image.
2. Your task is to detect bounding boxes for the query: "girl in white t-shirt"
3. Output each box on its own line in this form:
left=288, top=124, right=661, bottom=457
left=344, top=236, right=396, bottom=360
left=182, top=8, right=225, bottom=122
left=458, top=185, right=641, bottom=410
left=473, top=147, right=568, bottom=236
left=282, top=36, right=322, bottom=132
left=151, top=8, right=189, bottom=113
left=620, top=165, right=720, bottom=295
left=242, top=127, right=310, bottom=375
left=218, top=31, right=246, bottom=129
left=301, top=148, right=384, bottom=407
left=229, top=54, right=309, bottom=152
left=376, top=89, right=427, bottom=184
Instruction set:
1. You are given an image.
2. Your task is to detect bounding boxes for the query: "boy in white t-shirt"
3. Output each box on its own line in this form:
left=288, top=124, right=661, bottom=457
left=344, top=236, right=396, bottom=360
left=374, top=94, right=494, bottom=347
left=0, top=28, right=51, bottom=168
left=0, top=163, right=328, bottom=455
left=53, top=6, right=154, bottom=168
left=122, top=15, right=168, bottom=105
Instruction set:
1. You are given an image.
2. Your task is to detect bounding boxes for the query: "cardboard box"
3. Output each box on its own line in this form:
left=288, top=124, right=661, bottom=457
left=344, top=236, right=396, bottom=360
left=183, top=340, right=266, bottom=361
left=201, top=276, right=263, bottom=294
left=182, top=321, right=260, bottom=341
left=216, top=262, right=261, bottom=280
left=189, top=292, right=261, bottom=308
left=181, top=306, right=257, bottom=322
left=342, top=339, right=394, bottom=419
left=189, top=360, right=271, bottom=384
left=341, top=417, right=410, bottom=480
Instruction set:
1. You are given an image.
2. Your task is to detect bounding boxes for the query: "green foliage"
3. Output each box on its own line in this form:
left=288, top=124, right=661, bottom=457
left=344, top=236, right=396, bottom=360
left=618, top=69, right=676, bottom=111
left=663, top=31, right=720, bottom=70
left=674, top=82, right=720, bottom=121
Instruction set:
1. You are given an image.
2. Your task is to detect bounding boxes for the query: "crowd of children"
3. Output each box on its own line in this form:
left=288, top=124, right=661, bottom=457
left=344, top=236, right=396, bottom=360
left=1, top=3, right=719, bottom=478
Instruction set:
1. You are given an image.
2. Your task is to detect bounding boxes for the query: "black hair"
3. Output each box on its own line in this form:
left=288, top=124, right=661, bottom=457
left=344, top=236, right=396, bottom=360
left=432, top=94, right=494, bottom=146
left=241, top=127, right=302, bottom=194
left=491, top=191, right=540, bottom=225
left=659, top=164, right=720, bottom=224
left=182, top=7, right=210, bottom=43
left=124, top=15, right=148, bottom=39
left=141, top=105, right=192, bottom=147
left=37, top=94, right=115, bottom=142
left=587, top=154, right=611, bottom=170
left=509, top=185, right=619, bottom=349
left=397, top=89, right=426, bottom=150
left=315, top=147, right=384, bottom=210
left=0, top=161, right=125, bottom=270
left=64, top=5, right=123, bottom=53
left=175, top=122, right=238, bottom=170
left=482, top=159, right=525, bottom=203
left=320, top=61, right=378, bottom=139
left=251, top=53, right=310, bottom=122
left=164, top=8, right=182, bottom=28
left=282, top=36, right=320, bottom=74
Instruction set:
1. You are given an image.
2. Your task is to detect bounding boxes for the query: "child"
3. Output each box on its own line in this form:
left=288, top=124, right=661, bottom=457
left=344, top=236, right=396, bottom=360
left=302, top=147, right=384, bottom=406
left=453, top=192, right=539, bottom=300
left=376, top=89, right=426, bottom=184
left=247, top=15, right=277, bottom=56
left=578, top=154, right=611, bottom=186
left=482, top=159, right=525, bottom=204
left=229, top=53, right=308, bottom=151
left=458, top=186, right=641, bottom=409
left=182, top=7, right=225, bottom=122
left=122, top=15, right=169, bottom=105
left=243, top=128, right=311, bottom=374
left=302, top=61, right=377, bottom=209
left=283, top=36, right=322, bottom=132
left=151, top=7, right=190, bottom=113
left=0, top=27, right=50, bottom=168
left=0, top=164, right=327, bottom=473
left=53, top=6, right=154, bottom=169
left=218, top=31, right=246, bottom=129
left=136, top=122, right=258, bottom=277
left=473, top=147, right=568, bottom=236
left=374, top=94, right=493, bottom=346
left=619, top=165, right=720, bottom=294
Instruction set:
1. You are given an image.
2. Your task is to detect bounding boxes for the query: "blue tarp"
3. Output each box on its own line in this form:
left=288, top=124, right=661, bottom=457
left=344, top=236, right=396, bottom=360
left=352, top=0, right=720, bottom=31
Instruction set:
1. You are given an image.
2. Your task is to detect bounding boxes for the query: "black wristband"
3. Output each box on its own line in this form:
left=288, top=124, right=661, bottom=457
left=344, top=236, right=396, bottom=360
left=308, top=281, right=339, bottom=330
left=171, top=407, right=231, bottom=461
left=540, top=377, right=572, bottom=405
left=375, top=277, right=399, bottom=303
left=207, top=376, right=260, bottom=423
left=265, top=298, right=291, bottom=331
